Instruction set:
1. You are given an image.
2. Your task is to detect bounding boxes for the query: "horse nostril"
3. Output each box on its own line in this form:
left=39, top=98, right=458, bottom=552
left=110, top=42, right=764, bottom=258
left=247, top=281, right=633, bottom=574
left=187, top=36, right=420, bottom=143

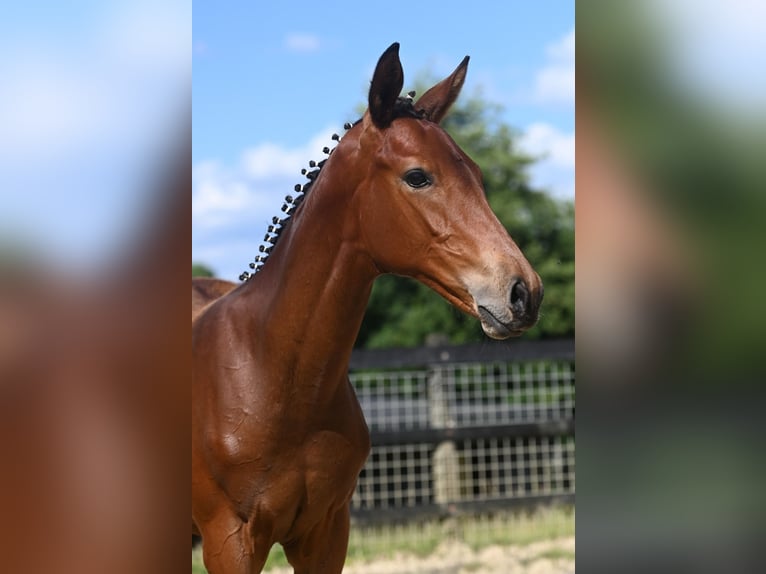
left=510, top=279, right=530, bottom=316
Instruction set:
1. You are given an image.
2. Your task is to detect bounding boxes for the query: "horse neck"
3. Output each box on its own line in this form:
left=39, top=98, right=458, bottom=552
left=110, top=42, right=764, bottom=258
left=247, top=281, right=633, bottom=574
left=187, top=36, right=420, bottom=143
left=241, top=170, right=378, bottom=391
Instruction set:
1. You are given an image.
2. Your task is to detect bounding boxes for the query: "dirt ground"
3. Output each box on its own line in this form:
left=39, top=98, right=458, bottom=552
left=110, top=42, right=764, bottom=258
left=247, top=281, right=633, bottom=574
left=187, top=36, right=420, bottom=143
left=264, top=536, right=575, bottom=574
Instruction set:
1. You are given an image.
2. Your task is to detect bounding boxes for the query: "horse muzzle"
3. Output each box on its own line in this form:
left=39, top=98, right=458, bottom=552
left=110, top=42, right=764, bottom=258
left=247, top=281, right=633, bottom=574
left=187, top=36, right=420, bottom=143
left=475, top=277, right=543, bottom=340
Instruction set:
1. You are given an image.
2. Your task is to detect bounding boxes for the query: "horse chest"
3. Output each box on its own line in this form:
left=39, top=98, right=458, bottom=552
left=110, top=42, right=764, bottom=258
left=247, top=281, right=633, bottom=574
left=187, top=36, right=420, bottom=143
left=211, top=385, right=370, bottom=524
left=280, top=390, right=371, bottom=499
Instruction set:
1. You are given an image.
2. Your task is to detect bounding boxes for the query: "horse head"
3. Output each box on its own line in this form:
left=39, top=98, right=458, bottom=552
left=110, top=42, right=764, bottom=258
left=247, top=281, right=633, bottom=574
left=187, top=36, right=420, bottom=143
left=334, top=43, right=543, bottom=338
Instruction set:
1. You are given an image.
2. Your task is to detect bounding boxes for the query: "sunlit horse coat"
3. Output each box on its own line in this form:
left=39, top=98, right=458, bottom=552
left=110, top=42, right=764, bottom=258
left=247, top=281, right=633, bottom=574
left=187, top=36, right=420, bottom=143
left=192, top=43, right=542, bottom=573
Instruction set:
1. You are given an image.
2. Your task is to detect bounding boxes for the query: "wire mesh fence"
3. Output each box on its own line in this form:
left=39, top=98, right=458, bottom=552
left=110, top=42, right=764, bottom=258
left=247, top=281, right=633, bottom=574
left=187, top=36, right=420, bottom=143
left=348, top=340, right=575, bottom=523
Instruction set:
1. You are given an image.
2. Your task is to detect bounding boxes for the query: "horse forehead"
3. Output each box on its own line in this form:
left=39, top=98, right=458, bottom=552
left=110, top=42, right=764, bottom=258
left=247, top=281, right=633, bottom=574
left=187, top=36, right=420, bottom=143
left=385, top=120, right=464, bottom=162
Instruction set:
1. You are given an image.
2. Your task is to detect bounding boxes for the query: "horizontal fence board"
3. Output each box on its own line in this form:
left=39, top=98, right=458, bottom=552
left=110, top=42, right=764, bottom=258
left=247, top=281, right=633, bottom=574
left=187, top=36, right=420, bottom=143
left=370, top=420, right=574, bottom=447
left=349, top=338, right=575, bottom=370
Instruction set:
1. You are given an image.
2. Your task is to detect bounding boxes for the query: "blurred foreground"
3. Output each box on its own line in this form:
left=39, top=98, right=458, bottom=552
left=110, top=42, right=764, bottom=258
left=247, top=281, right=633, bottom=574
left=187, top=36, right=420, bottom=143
left=0, top=2, right=189, bottom=572
left=0, top=146, right=189, bottom=573
left=577, top=1, right=766, bottom=572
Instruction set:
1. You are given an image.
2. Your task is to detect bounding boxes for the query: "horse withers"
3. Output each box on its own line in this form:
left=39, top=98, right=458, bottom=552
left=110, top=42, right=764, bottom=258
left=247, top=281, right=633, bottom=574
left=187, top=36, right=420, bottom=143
left=192, top=43, right=542, bottom=573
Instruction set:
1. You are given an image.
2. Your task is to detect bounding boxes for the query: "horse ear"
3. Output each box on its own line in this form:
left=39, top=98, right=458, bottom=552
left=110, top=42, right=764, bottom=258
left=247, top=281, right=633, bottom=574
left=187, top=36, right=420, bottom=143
left=415, top=55, right=470, bottom=124
left=368, top=42, right=404, bottom=128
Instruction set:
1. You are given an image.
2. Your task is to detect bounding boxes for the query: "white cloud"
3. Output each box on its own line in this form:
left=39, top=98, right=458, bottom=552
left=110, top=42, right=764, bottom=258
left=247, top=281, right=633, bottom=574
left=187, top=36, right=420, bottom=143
left=533, top=28, right=575, bottom=104
left=192, top=127, right=341, bottom=279
left=284, top=33, right=322, bottom=53
left=535, top=67, right=575, bottom=103
left=520, top=122, right=575, bottom=168
left=192, top=166, right=273, bottom=231
left=193, top=127, right=337, bottom=232
left=241, top=129, right=335, bottom=178
left=519, top=122, right=575, bottom=199
left=192, top=162, right=257, bottom=224
left=241, top=144, right=304, bottom=179
left=547, top=28, right=575, bottom=61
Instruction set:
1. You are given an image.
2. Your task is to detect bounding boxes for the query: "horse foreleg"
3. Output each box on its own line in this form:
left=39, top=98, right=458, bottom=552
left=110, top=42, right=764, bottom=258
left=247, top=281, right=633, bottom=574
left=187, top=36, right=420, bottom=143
left=199, top=510, right=271, bottom=574
left=283, top=503, right=351, bottom=574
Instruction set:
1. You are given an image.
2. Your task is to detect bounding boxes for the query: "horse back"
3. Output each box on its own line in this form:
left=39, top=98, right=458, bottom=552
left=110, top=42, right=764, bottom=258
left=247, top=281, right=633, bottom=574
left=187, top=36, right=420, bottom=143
left=192, top=277, right=236, bottom=320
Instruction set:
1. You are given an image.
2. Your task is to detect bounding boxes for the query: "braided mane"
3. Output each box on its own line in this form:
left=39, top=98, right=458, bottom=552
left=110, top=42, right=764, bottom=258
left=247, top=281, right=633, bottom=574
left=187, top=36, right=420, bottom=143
left=239, top=94, right=423, bottom=281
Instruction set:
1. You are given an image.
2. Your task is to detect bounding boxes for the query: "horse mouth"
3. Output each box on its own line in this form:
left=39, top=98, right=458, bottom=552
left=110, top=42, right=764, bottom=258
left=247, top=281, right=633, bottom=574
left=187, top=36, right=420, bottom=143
left=477, top=306, right=526, bottom=340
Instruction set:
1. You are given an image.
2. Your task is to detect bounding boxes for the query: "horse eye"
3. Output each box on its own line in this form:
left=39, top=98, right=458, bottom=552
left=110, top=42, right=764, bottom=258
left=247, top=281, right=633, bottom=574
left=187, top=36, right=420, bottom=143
left=403, top=169, right=432, bottom=189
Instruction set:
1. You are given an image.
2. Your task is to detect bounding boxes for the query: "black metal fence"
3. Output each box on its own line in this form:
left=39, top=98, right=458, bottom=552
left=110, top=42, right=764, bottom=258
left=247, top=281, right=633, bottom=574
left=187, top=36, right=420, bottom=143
left=348, top=339, right=575, bottom=525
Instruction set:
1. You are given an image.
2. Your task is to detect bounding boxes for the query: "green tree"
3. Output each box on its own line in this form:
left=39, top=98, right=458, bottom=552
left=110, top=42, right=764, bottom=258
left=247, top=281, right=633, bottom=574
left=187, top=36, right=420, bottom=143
left=356, top=90, right=574, bottom=348
left=192, top=262, right=215, bottom=277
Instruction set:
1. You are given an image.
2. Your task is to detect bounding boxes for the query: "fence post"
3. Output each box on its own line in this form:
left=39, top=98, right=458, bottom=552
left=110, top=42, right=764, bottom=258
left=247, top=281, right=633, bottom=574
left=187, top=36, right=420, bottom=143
left=429, top=360, right=460, bottom=508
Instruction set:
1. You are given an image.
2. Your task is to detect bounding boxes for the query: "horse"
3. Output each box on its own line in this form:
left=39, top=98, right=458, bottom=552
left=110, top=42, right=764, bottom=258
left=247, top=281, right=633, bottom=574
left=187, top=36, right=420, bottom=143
left=192, top=43, right=543, bottom=573
left=192, top=277, right=235, bottom=321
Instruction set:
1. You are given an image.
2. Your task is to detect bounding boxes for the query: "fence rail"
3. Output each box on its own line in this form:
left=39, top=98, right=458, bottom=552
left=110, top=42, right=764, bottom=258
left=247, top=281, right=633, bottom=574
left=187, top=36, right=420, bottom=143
left=348, top=339, right=575, bottom=525
left=349, top=338, right=575, bottom=371
left=369, top=420, right=574, bottom=447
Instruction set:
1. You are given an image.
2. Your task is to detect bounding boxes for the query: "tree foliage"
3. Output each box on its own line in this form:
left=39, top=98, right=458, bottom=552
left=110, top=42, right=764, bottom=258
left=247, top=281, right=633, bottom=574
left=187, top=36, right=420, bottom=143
left=192, top=262, right=215, bottom=277
left=356, top=90, right=574, bottom=348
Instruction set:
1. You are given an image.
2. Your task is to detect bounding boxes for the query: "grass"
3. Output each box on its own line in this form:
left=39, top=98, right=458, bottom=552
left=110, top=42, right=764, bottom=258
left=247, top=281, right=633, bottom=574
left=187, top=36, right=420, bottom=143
left=536, top=547, right=576, bottom=562
left=191, top=547, right=205, bottom=574
left=346, top=518, right=445, bottom=561
left=191, top=544, right=290, bottom=571
left=191, top=505, right=574, bottom=572
left=462, top=506, right=574, bottom=550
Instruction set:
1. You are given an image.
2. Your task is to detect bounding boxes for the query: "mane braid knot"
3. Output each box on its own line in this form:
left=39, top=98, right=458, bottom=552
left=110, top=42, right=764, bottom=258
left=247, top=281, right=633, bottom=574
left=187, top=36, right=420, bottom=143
left=238, top=129, right=342, bottom=281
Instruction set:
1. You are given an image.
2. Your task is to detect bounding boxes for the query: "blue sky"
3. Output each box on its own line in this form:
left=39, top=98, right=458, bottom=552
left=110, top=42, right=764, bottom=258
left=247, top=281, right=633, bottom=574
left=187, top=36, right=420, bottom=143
left=2, top=2, right=762, bottom=281
left=193, top=1, right=575, bottom=280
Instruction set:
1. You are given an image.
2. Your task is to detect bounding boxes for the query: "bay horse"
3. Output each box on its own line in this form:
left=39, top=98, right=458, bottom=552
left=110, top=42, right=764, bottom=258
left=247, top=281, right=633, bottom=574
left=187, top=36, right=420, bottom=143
left=192, top=43, right=543, bottom=573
